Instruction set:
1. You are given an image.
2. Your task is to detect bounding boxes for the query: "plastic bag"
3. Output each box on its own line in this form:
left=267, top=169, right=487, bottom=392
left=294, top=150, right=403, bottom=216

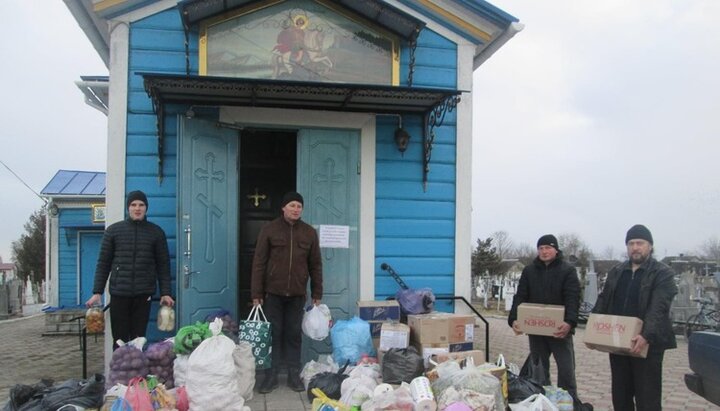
left=85, top=307, right=105, bottom=333
left=437, top=386, right=496, bottom=411
left=157, top=305, right=175, bottom=332
left=302, top=304, right=332, bottom=340
left=310, top=388, right=352, bottom=411
left=520, top=353, right=550, bottom=387
left=381, top=347, right=425, bottom=384
left=340, top=375, right=376, bottom=406
left=477, top=354, right=508, bottom=400
left=395, top=288, right=435, bottom=315
left=125, top=377, right=153, bottom=411
left=330, top=317, right=375, bottom=365
left=301, top=355, right=340, bottom=391
left=431, top=364, right=504, bottom=411
left=307, top=361, right=350, bottom=401
left=508, top=394, right=558, bottom=411
left=507, top=372, right=545, bottom=403
left=174, top=322, right=212, bottom=355
left=173, top=354, right=189, bottom=388
left=109, top=397, right=133, bottom=411
left=186, top=318, right=248, bottom=411
left=175, top=386, right=189, bottom=411
left=234, top=341, right=256, bottom=401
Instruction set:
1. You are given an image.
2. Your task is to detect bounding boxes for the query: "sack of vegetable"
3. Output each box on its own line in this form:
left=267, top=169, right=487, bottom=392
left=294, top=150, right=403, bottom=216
left=187, top=318, right=250, bottom=411
left=109, top=338, right=149, bottom=387
left=173, top=321, right=212, bottom=355
left=204, top=309, right=239, bottom=342
left=145, top=339, right=176, bottom=388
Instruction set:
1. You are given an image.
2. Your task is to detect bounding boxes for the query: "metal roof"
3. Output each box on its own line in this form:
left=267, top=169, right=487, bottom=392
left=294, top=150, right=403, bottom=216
left=142, top=73, right=462, bottom=115
left=41, top=170, right=106, bottom=197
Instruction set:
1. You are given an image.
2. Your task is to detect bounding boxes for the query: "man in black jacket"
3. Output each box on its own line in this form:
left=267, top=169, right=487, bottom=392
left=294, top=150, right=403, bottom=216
left=85, top=190, right=174, bottom=347
left=591, top=224, right=677, bottom=410
left=508, top=234, right=581, bottom=399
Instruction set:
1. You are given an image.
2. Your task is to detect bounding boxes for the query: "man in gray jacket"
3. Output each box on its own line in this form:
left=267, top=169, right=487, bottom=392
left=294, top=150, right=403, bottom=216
left=86, top=190, right=174, bottom=347
left=592, top=224, right=677, bottom=410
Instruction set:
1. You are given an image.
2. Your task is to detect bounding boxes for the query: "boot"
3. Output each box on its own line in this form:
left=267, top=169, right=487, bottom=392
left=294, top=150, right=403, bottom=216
left=258, top=369, right=278, bottom=394
left=287, top=369, right=305, bottom=392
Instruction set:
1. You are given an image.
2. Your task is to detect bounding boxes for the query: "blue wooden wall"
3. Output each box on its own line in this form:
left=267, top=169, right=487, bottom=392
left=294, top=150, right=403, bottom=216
left=375, top=30, right=458, bottom=300
left=126, top=7, right=459, bottom=314
left=57, top=208, right=104, bottom=306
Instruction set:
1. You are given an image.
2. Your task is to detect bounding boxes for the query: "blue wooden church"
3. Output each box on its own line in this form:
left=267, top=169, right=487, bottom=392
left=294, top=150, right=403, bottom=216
left=67, top=0, right=521, bottom=349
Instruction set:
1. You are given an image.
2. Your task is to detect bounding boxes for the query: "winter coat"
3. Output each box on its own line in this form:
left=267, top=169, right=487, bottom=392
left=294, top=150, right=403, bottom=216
left=508, top=254, right=582, bottom=329
left=93, top=218, right=172, bottom=297
left=593, top=257, right=678, bottom=350
left=251, top=217, right=323, bottom=300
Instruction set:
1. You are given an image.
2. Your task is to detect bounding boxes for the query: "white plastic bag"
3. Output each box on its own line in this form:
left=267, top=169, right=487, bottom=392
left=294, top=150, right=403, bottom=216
left=186, top=318, right=250, bottom=411
left=509, top=394, right=559, bottom=411
left=234, top=341, right=256, bottom=401
left=302, top=304, right=332, bottom=340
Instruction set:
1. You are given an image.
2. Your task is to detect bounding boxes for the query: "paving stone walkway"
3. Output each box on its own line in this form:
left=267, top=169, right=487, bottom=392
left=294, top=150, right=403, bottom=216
left=0, top=313, right=716, bottom=410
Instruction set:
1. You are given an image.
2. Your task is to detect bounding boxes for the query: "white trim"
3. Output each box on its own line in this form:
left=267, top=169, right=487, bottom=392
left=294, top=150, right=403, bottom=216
left=386, top=0, right=477, bottom=51
left=220, top=107, right=376, bottom=300
left=46, top=213, right=59, bottom=307
left=103, top=19, right=130, bottom=372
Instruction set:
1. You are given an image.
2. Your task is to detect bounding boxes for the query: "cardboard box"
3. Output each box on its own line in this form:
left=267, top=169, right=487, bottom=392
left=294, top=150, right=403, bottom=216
left=517, top=303, right=565, bottom=336
left=413, top=341, right=475, bottom=368
left=448, top=315, right=476, bottom=343
left=379, top=322, right=410, bottom=351
left=407, top=313, right=450, bottom=344
left=357, top=300, right=401, bottom=322
left=430, top=349, right=486, bottom=367
left=584, top=314, right=648, bottom=358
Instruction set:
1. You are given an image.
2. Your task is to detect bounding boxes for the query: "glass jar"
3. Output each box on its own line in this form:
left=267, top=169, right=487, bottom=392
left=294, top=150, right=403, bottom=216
left=85, top=307, right=104, bottom=334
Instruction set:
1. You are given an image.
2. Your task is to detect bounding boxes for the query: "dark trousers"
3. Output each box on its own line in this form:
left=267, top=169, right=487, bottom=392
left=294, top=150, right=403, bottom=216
left=109, top=295, right=152, bottom=349
left=264, top=293, right=305, bottom=372
left=609, top=351, right=664, bottom=411
left=528, top=334, right=577, bottom=397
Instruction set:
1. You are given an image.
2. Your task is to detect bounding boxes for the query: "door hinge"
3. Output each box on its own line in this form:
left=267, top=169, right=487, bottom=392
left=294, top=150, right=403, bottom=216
left=357, top=161, right=361, bottom=174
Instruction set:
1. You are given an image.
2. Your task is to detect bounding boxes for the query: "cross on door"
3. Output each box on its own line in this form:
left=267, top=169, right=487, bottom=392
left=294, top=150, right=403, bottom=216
left=247, top=187, right=267, bottom=207
left=194, top=152, right=225, bottom=262
left=314, top=158, right=344, bottom=218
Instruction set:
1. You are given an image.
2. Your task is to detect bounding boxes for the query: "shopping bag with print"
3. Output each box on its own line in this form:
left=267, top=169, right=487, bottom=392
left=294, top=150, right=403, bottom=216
left=239, top=304, right=272, bottom=369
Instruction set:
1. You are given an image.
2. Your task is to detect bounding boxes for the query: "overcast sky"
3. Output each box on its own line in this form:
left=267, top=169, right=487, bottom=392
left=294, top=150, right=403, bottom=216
left=0, top=1, right=718, bottom=264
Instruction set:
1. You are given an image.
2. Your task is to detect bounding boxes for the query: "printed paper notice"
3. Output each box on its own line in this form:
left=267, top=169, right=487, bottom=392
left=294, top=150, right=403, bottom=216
left=319, top=225, right=349, bottom=248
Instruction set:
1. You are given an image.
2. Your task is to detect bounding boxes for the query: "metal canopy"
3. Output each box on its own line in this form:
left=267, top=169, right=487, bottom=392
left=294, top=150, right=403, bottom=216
left=143, top=73, right=460, bottom=114
left=143, top=73, right=461, bottom=190
left=178, top=0, right=425, bottom=41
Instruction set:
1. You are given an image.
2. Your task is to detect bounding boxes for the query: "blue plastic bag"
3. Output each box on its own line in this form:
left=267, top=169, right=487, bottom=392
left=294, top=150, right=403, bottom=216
left=330, top=317, right=376, bottom=364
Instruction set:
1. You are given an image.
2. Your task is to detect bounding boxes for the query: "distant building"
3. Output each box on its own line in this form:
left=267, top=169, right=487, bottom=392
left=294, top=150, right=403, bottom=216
left=0, top=258, right=17, bottom=284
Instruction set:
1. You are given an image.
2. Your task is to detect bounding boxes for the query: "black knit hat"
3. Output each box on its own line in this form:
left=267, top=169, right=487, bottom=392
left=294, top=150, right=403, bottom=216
left=626, top=224, right=653, bottom=245
left=537, top=234, right=559, bottom=251
left=280, top=191, right=304, bottom=208
left=126, top=190, right=148, bottom=208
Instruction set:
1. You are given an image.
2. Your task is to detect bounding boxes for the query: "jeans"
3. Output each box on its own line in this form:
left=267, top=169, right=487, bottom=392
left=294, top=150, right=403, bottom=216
left=109, top=295, right=152, bottom=349
left=528, top=334, right=578, bottom=397
left=263, top=293, right=305, bottom=371
left=610, top=350, right=664, bottom=411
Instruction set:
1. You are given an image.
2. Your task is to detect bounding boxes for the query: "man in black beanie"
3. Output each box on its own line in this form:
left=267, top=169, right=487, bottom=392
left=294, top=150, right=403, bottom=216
left=591, top=224, right=677, bottom=410
left=86, top=190, right=174, bottom=347
left=251, top=191, right=323, bottom=393
left=508, top=234, right=583, bottom=402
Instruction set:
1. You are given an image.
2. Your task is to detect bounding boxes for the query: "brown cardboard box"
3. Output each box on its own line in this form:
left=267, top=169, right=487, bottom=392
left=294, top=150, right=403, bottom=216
left=408, top=312, right=476, bottom=344
left=407, top=313, right=450, bottom=344
left=517, top=303, right=565, bottom=336
left=429, top=349, right=485, bottom=367
left=584, top=313, right=648, bottom=358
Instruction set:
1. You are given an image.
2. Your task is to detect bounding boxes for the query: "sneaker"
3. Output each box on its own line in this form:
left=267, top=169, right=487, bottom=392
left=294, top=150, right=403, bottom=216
left=287, top=371, right=305, bottom=392
left=258, top=371, right=278, bottom=394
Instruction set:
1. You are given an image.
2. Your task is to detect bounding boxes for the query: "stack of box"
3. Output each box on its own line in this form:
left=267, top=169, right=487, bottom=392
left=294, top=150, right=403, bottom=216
left=584, top=313, right=648, bottom=358
left=357, top=300, right=402, bottom=349
left=516, top=303, right=565, bottom=336
left=407, top=312, right=476, bottom=367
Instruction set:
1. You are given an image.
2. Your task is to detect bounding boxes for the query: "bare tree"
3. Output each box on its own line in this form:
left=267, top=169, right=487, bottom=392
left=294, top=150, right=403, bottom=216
left=557, top=232, right=594, bottom=269
left=599, top=246, right=616, bottom=260
left=699, top=237, right=720, bottom=262
left=512, top=242, right=537, bottom=266
left=491, top=230, right=514, bottom=259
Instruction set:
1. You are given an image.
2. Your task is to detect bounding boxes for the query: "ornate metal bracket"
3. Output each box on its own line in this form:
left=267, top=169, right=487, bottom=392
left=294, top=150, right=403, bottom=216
left=147, top=86, right=165, bottom=183
left=407, top=29, right=420, bottom=87
left=423, top=95, right=460, bottom=191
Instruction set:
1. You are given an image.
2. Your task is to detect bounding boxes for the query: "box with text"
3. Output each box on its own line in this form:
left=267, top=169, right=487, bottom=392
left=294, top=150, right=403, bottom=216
left=357, top=300, right=401, bottom=322
left=584, top=313, right=647, bottom=358
left=517, top=303, right=565, bottom=336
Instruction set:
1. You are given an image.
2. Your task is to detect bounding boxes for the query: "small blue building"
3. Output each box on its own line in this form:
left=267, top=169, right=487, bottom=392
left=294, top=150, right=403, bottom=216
left=66, top=0, right=521, bottom=356
left=41, top=170, right=106, bottom=307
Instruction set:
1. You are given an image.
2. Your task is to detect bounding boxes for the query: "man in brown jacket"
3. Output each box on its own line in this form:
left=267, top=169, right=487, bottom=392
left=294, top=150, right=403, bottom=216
left=251, top=191, right=323, bottom=393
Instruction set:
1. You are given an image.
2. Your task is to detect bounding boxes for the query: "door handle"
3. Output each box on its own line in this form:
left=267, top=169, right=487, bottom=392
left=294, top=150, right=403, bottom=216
left=183, top=265, right=200, bottom=288
left=184, top=225, right=192, bottom=257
